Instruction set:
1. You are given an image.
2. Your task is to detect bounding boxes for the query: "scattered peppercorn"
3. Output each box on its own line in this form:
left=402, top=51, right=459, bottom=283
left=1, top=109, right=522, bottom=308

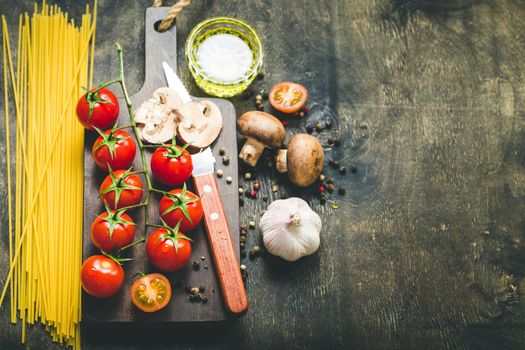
left=201, top=256, right=206, bottom=261
left=216, top=169, right=223, bottom=178
left=257, top=104, right=265, bottom=111
left=244, top=172, right=252, bottom=180
left=219, top=147, right=226, bottom=156
left=325, top=119, right=333, bottom=129
left=190, top=287, right=200, bottom=295
left=315, top=122, right=323, bottom=131
left=253, top=245, right=261, bottom=254
left=359, top=123, right=368, bottom=129
left=226, top=176, right=233, bottom=184
left=306, top=125, right=313, bottom=134
left=257, top=72, right=265, bottom=80
left=339, top=166, right=347, bottom=175
left=239, top=188, right=244, bottom=195
left=222, top=156, right=230, bottom=166
left=253, top=181, right=260, bottom=191
left=319, top=174, right=325, bottom=182
left=262, top=92, right=268, bottom=100
left=240, top=236, right=246, bottom=243
left=338, top=188, right=346, bottom=195
left=255, top=94, right=263, bottom=101
left=204, top=264, right=208, bottom=270
left=299, top=111, right=305, bottom=117
left=328, top=159, right=339, bottom=168
left=326, top=184, right=335, bottom=193
left=192, top=261, right=200, bottom=271
left=240, top=264, right=247, bottom=272
left=249, top=221, right=256, bottom=229
left=240, top=225, right=247, bottom=233
left=279, top=192, right=287, bottom=199
left=351, top=165, right=358, bottom=173
left=262, top=195, right=268, bottom=202
left=271, top=183, right=279, bottom=192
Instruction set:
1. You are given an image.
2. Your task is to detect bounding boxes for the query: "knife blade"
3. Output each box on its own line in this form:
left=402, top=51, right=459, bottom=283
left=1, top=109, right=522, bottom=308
left=162, top=61, right=192, bottom=104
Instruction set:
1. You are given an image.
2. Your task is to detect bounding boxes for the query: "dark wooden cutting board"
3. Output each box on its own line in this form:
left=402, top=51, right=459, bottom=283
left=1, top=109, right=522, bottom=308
left=82, top=7, right=240, bottom=323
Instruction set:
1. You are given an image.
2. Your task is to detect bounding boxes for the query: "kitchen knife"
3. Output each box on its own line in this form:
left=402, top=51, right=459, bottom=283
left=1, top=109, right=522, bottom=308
left=163, top=62, right=248, bottom=316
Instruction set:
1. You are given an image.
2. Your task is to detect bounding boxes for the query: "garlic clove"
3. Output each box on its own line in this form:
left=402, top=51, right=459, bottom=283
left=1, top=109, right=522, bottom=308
left=259, top=197, right=321, bottom=262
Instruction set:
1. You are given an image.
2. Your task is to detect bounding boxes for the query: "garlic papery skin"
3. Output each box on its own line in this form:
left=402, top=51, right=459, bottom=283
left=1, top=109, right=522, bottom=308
left=259, top=197, right=322, bottom=262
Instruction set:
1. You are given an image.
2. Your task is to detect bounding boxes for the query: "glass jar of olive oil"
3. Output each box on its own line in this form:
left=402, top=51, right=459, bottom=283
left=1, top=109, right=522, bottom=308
left=185, top=17, right=264, bottom=98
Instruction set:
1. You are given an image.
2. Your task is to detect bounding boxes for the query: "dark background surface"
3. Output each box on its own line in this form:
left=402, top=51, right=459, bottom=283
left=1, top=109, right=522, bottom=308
left=1, top=0, right=524, bottom=349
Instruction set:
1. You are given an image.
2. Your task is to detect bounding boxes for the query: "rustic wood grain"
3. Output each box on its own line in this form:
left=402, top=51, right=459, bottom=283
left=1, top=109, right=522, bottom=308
left=0, top=0, right=524, bottom=349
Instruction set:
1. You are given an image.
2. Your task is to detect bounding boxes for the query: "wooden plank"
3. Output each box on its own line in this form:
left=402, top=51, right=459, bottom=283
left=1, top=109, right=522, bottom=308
left=82, top=7, right=240, bottom=323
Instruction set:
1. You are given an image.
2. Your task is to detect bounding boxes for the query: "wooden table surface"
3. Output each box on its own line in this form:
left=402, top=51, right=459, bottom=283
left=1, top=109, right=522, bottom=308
left=1, top=0, right=524, bottom=349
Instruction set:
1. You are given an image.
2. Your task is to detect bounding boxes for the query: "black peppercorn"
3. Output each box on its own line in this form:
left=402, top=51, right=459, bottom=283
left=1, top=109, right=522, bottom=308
left=338, top=187, right=346, bottom=195
left=339, top=166, right=347, bottom=175
left=306, top=125, right=314, bottom=134
left=222, top=156, right=230, bottom=166
left=192, top=261, right=200, bottom=271
left=351, top=165, right=358, bottom=173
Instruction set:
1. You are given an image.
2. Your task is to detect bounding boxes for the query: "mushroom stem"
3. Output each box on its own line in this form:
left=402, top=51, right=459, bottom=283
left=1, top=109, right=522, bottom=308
left=239, top=138, right=266, bottom=167
left=275, top=149, right=288, bottom=173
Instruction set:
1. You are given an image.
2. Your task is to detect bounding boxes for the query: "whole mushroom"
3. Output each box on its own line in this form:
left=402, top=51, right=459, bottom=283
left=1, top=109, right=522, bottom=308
left=237, top=111, right=286, bottom=167
left=275, top=134, right=324, bottom=187
left=134, top=87, right=182, bottom=144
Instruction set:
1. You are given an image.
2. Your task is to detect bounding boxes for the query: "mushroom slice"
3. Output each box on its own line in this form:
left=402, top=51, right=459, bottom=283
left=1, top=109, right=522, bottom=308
left=134, top=87, right=182, bottom=144
left=177, top=100, right=223, bottom=149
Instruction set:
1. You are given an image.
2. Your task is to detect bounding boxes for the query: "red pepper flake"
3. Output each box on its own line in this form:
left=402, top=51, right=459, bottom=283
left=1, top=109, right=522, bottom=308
left=281, top=120, right=288, bottom=126
left=253, top=181, right=260, bottom=191
left=250, top=190, right=257, bottom=198
left=318, top=186, right=325, bottom=193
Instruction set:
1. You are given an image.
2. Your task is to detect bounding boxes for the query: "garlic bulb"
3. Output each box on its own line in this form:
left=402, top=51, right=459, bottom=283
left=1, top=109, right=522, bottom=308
left=259, top=197, right=322, bottom=261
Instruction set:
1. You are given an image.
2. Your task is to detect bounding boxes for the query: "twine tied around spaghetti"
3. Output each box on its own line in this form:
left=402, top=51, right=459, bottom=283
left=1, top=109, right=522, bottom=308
left=153, top=0, right=192, bottom=32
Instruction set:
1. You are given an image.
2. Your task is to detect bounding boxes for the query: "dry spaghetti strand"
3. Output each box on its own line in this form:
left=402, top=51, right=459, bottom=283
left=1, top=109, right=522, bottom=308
left=1, top=1, right=97, bottom=347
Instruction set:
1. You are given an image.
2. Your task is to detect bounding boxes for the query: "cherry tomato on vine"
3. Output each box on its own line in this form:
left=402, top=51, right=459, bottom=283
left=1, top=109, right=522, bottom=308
left=99, top=169, right=143, bottom=210
left=150, top=144, right=193, bottom=187
left=81, top=255, right=124, bottom=298
left=159, top=185, right=203, bottom=232
left=76, top=87, right=120, bottom=130
left=269, top=82, right=308, bottom=114
left=92, top=129, right=136, bottom=171
left=146, top=223, right=192, bottom=272
left=130, top=273, right=171, bottom=313
left=90, top=206, right=136, bottom=252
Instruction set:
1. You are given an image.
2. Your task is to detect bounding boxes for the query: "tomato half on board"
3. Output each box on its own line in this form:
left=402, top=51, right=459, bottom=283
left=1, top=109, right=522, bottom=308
left=269, top=82, right=308, bottom=114
left=76, top=88, right=120, bottom=131
left=92, top=129, right=136, bottom=171
left=146, top=225, right=192, bottom=272
left=130, top=273, right=172, bottom=312
left=99, top=169, right=144, bottom=210
left=150, top=144, right=193, bottom=187
left=81, top=255, right=124, bottom=298
left=90, top=208, right=136, bottom=252
left=159, top=185, right=203, bottom=232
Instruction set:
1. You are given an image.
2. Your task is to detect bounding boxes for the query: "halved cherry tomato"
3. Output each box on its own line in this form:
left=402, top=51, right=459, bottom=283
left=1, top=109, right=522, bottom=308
left=90, top=208, right=136, bottom=252
left=92, top=129, right=136, bottom=171
left=99, top=169, right=143, bottom=210
left=150, top=145, right=193, bottom=187
left=146, top=225, right=192, bottom=272
left=76, top=88, right=120, bottom=131
left=159, top=185, right=203, bottom=232
left=81, top=255, right=124, bottom=298
left=269, top=82, right=308, bottom=114
left=130, top=273, right=171, bottom=312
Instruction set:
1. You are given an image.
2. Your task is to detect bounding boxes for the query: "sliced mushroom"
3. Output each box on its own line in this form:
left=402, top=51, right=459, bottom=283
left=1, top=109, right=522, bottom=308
left=177, top=100, right=223, bottom=149
left=134, top=87, right=182, bottom=144
left=275, top=134, right=324, bottom=187
left=237, top=111, right=286, bottom=167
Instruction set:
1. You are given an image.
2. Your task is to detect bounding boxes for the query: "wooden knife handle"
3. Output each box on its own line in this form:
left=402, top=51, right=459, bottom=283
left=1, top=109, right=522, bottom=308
left=193, top=173, right=248, bottom=316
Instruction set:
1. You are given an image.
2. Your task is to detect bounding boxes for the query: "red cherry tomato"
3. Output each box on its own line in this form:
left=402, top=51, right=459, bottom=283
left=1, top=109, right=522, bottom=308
left=81, top=255, right=124, bottom=298
left=90, top=209, right=136, bottom=252
left=269, top=82, right=308, bottom=114
left=159, top=187, right=203, bottom=232
left=146, top=227, right=192, bottom=272
left=76, top=88, right=120, bottom=130
left=150, top=145, right=193, bottom=187
left=92, top=129, right=136, bottom=171
left=99, top=169, right=143, bottom=210
left=130, top=273, right=171, bottom=313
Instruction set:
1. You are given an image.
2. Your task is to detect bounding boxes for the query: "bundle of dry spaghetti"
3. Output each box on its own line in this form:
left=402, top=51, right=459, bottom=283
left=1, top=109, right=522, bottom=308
left=1, top=1, right=97, bottom=347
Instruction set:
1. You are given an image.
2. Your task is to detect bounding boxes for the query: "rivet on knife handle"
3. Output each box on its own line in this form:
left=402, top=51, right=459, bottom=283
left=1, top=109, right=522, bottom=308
left=193, top=173, right=248, bottom=315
